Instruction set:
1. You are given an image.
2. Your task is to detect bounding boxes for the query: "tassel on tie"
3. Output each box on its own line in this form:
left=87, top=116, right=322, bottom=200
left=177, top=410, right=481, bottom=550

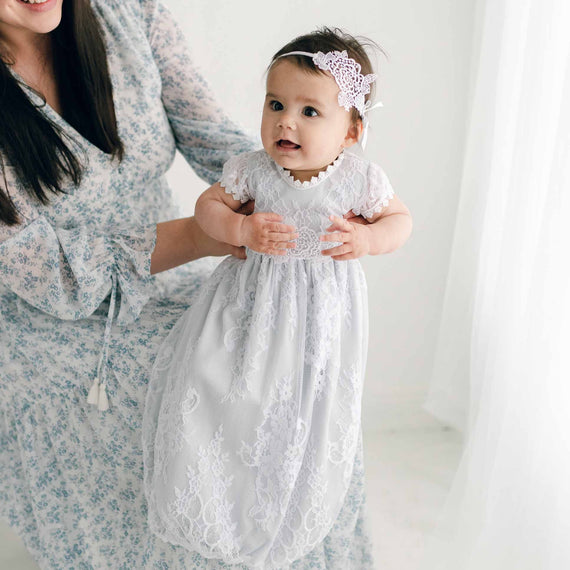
left=98, top=382, right=109, bottom=412
left=89, top=275, right=117, bottom=412
left=87, top=377, right=100, bottom=405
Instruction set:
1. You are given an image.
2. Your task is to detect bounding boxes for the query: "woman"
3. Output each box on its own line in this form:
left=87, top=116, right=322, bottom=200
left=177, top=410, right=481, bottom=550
left=0, top=0, right=374, bottom=567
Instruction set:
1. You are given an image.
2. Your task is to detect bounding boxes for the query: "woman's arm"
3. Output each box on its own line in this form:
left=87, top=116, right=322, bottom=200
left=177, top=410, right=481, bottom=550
left=150, top=216, right=246, bottom=275
left=146, top=2, right=258, bottom=183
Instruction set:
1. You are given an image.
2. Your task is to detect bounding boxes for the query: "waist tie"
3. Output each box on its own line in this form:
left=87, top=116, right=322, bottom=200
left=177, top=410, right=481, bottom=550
left=87, top=274, right=117, bottom=412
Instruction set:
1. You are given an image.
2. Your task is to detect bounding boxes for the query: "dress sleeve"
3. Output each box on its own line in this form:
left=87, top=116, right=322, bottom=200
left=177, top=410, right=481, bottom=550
left=351, top=162, right=395, bottom=220
left=219, top=153, right=255, bottom=203
left=142, top=0, right=258, bottom=184
left=0, top=179, right=156, bottom=323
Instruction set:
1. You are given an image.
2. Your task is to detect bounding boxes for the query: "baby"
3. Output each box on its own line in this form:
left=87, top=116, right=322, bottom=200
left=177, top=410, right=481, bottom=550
left=143, top=27, right=412, bottom=569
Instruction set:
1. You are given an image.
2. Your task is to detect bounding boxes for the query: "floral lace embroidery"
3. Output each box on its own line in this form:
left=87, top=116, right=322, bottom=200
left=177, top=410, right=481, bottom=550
left=288, top=226, right=322, bottom=259
left=328, top=363, right=363, bottom=485
left=165, top=425, right=242, bottom=563
left=238, top=373, right=308, bottom=529
left=265, top=440, right=333, bottom=568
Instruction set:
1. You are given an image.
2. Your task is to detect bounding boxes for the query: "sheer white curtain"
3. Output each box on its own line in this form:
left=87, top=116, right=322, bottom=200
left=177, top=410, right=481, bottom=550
left=423, top=0, right=570, bottom=567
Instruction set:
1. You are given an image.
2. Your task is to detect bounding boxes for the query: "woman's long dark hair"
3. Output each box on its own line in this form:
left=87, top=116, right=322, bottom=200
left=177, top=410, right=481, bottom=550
left=0, top=0, right=124, bottom=225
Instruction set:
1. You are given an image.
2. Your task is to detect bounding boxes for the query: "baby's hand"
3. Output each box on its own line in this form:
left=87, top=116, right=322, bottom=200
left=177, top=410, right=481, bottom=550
left=320, top=215, right=372, bottom=260
left=240, top=212, right=298, bottom=255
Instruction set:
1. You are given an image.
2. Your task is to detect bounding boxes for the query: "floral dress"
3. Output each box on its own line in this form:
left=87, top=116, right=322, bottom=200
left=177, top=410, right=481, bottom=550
left=0, top=1, right=375, bottom=568
left=144, top=150, right=394, bottom=569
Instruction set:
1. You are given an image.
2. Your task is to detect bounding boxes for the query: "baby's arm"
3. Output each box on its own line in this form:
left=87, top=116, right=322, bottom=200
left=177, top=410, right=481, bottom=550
left=195, top=183, right=298, bottom=255
left=320, top=195, right=412, bottom=260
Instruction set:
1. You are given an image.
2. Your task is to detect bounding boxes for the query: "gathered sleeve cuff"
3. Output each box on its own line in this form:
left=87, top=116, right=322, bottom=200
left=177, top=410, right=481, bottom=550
left=103, top=227, right=157, bottom=322
left=219, top=152, right=255, bottom=203
left=351, top=162, right=395, bottom=220
left=0, top=217, right=156, bottom=323
left=145, top=0, right=258, bottom=184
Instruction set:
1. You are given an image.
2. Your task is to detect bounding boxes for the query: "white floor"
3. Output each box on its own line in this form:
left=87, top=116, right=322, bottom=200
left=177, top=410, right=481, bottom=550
left=363, top=411, right=463, bottom=570
left=0, top=408, right=463, bottom=570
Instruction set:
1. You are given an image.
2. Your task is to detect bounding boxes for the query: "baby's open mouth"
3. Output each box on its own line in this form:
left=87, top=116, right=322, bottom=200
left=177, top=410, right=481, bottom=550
left=277, top=139, right=301, bottom=150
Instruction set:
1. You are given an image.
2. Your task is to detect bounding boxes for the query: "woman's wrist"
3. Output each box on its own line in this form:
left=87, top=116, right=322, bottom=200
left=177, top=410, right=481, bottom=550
left=151, top=216, right=242, bottom=275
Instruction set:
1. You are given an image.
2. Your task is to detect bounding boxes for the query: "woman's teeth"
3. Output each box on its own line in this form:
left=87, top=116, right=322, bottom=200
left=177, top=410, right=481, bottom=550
left=19, top=0, right=49, bottom=4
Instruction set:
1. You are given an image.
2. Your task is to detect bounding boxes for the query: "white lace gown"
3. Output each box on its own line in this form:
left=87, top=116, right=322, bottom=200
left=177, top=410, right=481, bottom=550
left=143, top=149, right=394, bottom=568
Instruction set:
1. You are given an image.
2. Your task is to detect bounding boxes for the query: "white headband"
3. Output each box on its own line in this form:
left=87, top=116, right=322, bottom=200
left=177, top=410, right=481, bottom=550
left=276, top=50, right=383, bottom=148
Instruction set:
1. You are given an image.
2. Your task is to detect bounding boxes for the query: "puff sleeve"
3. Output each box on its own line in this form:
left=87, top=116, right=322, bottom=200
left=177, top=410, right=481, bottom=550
left=219, top=152, right=256, bottom=203
left=352, top=162, right=395, bottom=219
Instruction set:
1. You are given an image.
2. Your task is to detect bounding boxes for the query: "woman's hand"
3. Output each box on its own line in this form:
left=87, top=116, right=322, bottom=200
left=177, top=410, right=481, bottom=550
left=320, top=215, right=372, bottom=260
left=239, top=213, right=298, bottom=255
left=198, top=228, right=247, bottom=259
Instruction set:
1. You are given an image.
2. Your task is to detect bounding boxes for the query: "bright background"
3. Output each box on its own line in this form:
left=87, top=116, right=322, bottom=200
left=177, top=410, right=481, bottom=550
left=164, top=0, right=477, bottom=431
left=0, top=0, right=478, bottom=567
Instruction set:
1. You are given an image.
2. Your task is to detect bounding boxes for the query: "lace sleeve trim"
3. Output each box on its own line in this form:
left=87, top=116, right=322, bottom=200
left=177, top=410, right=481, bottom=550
left=351, top=162, right=395, bottom=219
left=219, top=152, right=254, bottom=203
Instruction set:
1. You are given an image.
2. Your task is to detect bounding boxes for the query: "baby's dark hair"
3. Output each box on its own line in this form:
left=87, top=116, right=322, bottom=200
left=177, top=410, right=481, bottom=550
left=269, top=27, right=383, bottom=127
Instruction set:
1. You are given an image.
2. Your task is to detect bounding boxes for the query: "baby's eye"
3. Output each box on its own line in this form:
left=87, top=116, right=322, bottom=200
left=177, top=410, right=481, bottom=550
left=303, top=107, right=319, bottom=117
left=269, top=100, right=283, bottom=111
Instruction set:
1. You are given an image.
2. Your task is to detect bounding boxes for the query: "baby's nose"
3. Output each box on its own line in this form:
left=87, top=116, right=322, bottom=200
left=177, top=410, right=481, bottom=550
left=277, top=114, right=296, bottom=129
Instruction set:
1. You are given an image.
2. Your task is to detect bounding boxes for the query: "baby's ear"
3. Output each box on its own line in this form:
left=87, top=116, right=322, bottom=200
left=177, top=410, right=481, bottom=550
left=343, top=119, right=364, bottom=148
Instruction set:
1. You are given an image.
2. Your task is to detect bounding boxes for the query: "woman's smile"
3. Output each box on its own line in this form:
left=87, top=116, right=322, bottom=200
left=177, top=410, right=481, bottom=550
left=15, top=0, right=57, bottom=12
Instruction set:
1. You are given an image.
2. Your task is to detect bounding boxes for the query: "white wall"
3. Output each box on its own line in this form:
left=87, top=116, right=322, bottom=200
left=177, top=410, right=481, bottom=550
left=164, top=0, right=477, bottom=431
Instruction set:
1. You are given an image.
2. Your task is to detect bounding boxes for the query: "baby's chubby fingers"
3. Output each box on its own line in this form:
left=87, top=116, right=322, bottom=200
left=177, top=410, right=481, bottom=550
left=320, top=231, right=350, bottom=243
left=320, top=215, right=354, bottom=243
left=319, top=215, right=371, bottom=260
left=260, top=214, right=298, bottom=245
left=241, top=211, right=298, bottom=254
left=267, top=221, right=297, bottom=234
left=259, top=214, right=297, bottom=236
left=267, top=228, right=298, bottom=242
left=324, top=215, right=354, bottom=234
left=321, top=243, right=352, bottom=257
left=271, top=240, right=297, bottom=249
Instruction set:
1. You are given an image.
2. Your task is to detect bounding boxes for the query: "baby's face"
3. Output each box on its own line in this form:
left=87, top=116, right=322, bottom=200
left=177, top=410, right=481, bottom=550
left=261, top=59, right=359, bottom=183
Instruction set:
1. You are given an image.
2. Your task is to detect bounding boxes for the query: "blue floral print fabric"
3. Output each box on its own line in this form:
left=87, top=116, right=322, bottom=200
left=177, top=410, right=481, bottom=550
left=0, top=0, right=375, bottom=567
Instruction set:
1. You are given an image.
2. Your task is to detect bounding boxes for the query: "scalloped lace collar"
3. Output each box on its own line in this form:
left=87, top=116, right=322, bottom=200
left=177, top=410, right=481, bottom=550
left=273, top=152, right=345, bottom=189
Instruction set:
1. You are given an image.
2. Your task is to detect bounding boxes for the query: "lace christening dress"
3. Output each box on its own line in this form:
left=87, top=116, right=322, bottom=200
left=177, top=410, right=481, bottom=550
left=143, top=149, right=394, bottom=568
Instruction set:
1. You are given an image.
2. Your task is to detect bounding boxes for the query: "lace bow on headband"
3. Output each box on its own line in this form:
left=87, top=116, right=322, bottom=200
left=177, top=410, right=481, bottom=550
left=276, top=50, right=383, bottom=148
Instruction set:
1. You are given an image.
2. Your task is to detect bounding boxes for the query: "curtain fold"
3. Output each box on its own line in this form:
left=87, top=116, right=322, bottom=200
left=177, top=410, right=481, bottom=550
left=423, top=0, right=570, bottom=566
